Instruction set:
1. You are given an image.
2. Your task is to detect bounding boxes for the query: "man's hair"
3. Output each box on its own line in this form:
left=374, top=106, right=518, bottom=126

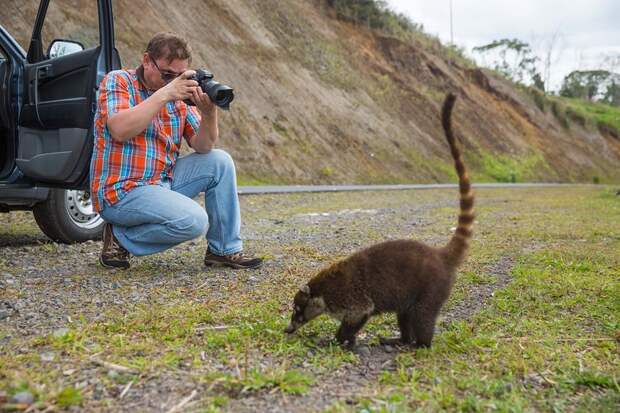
left=145, top=32, right=192, bottom=64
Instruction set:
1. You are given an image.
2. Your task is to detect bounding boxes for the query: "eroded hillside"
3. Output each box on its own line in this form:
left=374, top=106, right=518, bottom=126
left=3, top=0, right=620, bottom=183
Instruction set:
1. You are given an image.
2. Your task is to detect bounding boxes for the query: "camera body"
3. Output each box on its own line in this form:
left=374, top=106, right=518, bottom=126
left=184, top=69, right=234, bottom=110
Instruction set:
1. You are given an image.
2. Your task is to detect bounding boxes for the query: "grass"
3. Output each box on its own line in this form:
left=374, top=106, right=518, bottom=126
left=471, top=149, right=553, bottom=183
left=1, top=186, right=619, bottom=411
left=339, top=246, right=619, bottom=412
left=559, top=97, right=620, bottom=137
left=528, top=88, right=620, bottom=139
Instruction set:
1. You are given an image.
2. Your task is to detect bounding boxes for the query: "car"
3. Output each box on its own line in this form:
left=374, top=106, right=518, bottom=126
left=0, top=0, right=119, bottom=243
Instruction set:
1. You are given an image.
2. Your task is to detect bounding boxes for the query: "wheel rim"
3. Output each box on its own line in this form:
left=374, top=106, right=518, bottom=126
left=64, top=190, right=104, bottom=230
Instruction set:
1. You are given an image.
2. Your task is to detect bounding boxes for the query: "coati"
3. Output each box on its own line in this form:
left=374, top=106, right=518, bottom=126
left=284, top=93, right=474, bottom=348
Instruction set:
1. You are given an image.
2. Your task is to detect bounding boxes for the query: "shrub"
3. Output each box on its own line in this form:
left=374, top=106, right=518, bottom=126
left=322, top=0, right=423, bottom=38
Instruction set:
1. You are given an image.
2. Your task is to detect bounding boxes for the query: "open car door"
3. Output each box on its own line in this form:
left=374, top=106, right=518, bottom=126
left=16, top=0, right=118, bottom=187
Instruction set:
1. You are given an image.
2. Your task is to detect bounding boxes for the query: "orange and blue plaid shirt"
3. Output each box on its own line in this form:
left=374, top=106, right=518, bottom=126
left=90, top=69, right=201, bottom=212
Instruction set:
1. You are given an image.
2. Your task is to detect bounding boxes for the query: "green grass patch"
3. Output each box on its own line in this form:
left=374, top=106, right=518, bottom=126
left=473, top=149, right=552, bottom=183
left=554, top=96, right=620, bottom=137
left=1, top=186, right=619, bottom=411
left=354, top=245, right=619, bottom=411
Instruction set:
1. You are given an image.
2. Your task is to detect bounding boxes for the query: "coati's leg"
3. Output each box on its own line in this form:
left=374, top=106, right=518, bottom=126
left=335, top=314, right=369, bottom=348
left=398, top=310, right=415, bottom=344
left=379, top=310, right=415, bottom=346
left=411, top=301, right=442, bottom=348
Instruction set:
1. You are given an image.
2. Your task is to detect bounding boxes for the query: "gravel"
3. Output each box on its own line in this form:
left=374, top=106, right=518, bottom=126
left=0, top=189, right=518, bottom=412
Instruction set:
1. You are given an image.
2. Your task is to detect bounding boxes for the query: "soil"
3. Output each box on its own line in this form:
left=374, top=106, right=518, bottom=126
left=1, top=188, right=520, bottom=412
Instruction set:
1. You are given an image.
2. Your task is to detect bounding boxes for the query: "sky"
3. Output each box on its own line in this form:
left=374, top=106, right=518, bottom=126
left=385, top=0, right=620, bottom=91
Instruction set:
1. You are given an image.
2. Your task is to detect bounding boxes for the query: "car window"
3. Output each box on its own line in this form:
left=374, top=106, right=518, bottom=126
left=41, top=0, right=100, bottom=58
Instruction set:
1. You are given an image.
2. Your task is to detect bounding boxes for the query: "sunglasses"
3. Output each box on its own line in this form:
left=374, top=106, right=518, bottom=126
left=149, top=54, right=183, bottom=82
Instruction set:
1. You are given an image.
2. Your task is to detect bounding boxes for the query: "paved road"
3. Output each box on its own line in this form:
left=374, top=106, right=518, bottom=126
left=237, top=183, right=582, bottom=195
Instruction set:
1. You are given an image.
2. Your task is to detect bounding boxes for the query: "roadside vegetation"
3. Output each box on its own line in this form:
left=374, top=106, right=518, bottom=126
left=1, top=186, right=618, bottom=411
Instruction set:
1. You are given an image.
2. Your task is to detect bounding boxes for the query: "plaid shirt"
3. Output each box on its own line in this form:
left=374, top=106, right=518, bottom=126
left=90, top=69, right=201, bottom=212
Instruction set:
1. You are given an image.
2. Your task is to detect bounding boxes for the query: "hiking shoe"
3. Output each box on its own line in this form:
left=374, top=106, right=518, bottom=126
left=99, top=223, right=130, bottom=269
left=204, top=248, right=263, bottom=269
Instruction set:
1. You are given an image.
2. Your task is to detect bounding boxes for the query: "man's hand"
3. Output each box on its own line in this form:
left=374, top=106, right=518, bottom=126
left=159, top=70, right=199, bottom=102
left=189, top=86, right=217, bottom=114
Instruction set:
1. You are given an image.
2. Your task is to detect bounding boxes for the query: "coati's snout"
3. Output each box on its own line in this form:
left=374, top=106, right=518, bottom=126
left=284, top=285, right=326, bottom=334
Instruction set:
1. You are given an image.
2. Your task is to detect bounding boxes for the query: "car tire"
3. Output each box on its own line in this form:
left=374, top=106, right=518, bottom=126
left=32, top=188, right=105, bottom=243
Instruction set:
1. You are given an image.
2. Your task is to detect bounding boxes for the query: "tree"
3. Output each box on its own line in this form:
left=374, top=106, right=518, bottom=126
left=559, top=70, right=620, bottom=105
left=602, top=77, right=620, bottom=106
left=472, top=38, right=541, bottom=87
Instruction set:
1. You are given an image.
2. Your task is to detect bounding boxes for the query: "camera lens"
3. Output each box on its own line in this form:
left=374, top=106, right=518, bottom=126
left=205, top=81, right=234, bottom=110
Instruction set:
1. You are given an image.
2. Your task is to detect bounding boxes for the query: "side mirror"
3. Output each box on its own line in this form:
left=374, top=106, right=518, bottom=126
left=47, top=39, right=84, bottom=59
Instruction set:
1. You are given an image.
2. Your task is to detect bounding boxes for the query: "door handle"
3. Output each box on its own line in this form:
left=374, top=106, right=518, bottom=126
left=37, top=64, right=53, bottom=79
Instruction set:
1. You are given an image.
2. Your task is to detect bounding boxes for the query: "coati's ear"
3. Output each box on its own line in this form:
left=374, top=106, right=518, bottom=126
left=300, top=285, right=310, bottom=295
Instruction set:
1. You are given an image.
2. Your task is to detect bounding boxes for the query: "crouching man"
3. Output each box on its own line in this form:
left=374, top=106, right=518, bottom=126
left=89, top=32, right=262, bottom=270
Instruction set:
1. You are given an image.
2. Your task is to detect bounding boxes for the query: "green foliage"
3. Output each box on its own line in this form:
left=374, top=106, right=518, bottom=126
left=551, top=100, right=570, bottom=129
left=219, top=368, right=314, bottom=395
left=472, top=38, right=541, bottom=87
left=529, top=88, right=546, bottom=111
left=559, top=97, right=620, bottom=137
left=56, top=387, right=83, bottom=407
left=560, top=70, right=620, bottom=106
left=475, top=150, right=551, bottom=183
left=323, top=0, right=423, bottom=38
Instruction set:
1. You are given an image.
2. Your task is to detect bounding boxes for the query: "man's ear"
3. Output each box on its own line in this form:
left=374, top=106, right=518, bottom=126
left=300, top=285, right=310, bottom=295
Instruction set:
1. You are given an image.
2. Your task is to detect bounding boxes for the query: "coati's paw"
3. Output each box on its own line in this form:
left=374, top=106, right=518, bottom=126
left=336, top=336, right=356, bottom=349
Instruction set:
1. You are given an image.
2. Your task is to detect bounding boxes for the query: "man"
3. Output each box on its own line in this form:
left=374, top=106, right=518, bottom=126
left=90, top=32, right=262, bottom=270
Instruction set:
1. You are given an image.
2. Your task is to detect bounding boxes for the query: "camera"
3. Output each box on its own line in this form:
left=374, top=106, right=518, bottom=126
left=184, top=69, right=234, bottom=110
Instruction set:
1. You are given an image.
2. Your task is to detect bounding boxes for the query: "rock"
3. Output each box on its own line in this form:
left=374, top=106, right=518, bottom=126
left=53, top=328, right=70, bottom=338
left=0, top=309, right=11, bottom=320
left=383, top=345, right=394, bottom=353
left=40, top=352, right=55, bottom=362
left=355, top=345, right=371, bottom=357
left=107, top=370, right=119, bottom=380
left=10, top=391, right=34, bottom=405
left=92, top=385, right=104, bottom=400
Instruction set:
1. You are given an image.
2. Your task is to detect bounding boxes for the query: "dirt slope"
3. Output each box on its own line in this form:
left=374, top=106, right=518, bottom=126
left=3, top=0, right=620, bottom=184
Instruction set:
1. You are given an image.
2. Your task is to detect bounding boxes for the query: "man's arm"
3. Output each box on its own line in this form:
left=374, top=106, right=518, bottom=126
left=190, top=106, right=219, bottom=153
left=107, top=92, right=168, bottom=142
left=187, top=88, right=219, bottom=153
left=107, top=71, right=198, bottom=142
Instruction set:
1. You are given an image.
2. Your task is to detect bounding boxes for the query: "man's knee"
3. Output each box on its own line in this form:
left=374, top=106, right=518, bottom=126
left=208, top=149, right=235, bottom=171
left=170, top=208, right=208, bottom=240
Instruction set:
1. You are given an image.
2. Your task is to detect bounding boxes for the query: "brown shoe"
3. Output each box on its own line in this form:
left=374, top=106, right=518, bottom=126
left=204, top=247, right=263, bottom=269
left=100, top=223, right=130, bottom=269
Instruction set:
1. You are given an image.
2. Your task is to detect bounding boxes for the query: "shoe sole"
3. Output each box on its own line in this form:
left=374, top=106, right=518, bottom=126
left=99, top=256, right=130, bottom=270
left=204, top=260, right=263, bottom=270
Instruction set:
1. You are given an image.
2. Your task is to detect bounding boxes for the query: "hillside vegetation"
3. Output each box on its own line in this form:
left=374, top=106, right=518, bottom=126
left=3, top=0, right=620, bottom=184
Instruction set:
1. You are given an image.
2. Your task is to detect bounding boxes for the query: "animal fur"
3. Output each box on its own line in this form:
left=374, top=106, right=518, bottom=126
left=284, top=93, right=474, bottom=348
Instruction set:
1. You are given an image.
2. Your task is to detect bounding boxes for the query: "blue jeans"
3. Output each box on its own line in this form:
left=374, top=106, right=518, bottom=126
left=99, top=150, right=242, bottom=257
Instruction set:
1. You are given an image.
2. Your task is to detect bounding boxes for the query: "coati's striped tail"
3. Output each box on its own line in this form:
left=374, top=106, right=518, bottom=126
left=441, top=93, right=475, bottom=266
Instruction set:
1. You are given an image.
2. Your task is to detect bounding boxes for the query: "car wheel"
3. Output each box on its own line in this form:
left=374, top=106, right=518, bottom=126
left=32, top=188, right=105, bottom=243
